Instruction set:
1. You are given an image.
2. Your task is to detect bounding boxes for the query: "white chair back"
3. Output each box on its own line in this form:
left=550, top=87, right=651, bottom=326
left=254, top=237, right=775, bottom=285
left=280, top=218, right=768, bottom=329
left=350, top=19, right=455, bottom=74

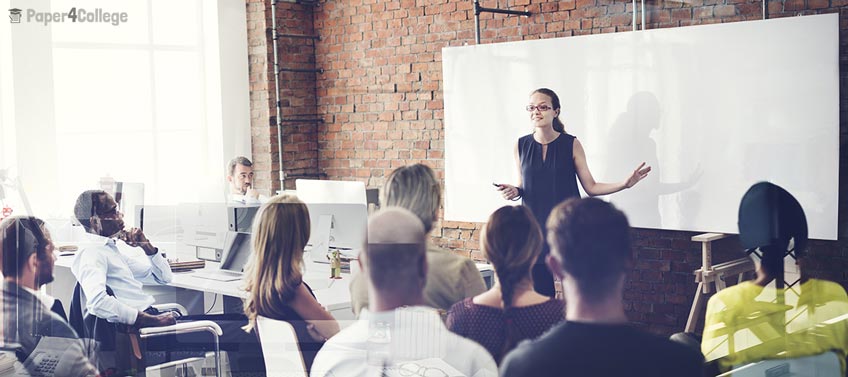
left=720, top=351, right=841, bottom=377
left=256, top=316, right=307, bottom=377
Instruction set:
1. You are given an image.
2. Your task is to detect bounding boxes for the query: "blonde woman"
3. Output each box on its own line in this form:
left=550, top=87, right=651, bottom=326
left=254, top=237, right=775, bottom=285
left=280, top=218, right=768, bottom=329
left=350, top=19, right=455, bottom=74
left=447, top=205, right=564, bottom=364
left=349, top=164, right=486, bottom=316
left=242, top=194, right=340, bottom=371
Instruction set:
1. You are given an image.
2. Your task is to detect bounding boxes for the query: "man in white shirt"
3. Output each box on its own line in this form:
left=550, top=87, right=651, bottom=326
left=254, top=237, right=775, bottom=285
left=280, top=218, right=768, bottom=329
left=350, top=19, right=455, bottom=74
left=1, top=216, right=98, bottom=376
left=70, top=190, right=266, bottom=373
left=71, top=190, right=176, bottom=328
left=227, top=156, right=267, bottom=204
left=311, top=208, right=497, bottom=377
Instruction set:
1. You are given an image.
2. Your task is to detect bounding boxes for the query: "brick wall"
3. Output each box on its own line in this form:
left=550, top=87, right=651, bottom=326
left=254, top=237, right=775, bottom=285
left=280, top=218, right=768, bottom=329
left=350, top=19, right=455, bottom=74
left=254, top=0, right=848, bottom=336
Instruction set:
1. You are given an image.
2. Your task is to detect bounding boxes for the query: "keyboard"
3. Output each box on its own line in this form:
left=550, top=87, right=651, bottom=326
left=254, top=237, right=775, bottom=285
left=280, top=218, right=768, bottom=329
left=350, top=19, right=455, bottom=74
left=191, top=269, right=243, bottom=282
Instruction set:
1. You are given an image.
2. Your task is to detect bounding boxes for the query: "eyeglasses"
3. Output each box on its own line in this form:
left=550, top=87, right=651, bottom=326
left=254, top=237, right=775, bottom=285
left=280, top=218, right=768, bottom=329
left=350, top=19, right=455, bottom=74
left=525, top=104, right=553, bottom=112
left=397, top=362, right=449, bottom=377
left=95, top=205, right=122, bottom=219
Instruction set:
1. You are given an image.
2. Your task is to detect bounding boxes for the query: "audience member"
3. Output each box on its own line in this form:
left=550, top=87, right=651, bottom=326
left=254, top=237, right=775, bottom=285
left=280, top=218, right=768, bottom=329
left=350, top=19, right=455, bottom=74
left=311, top=208, right=497, bottom=377
left=71, top=190, right=176, bottom=328
left=349, top=164, right=485, bottom=316
left=500, top=198, right=702, bottom=376
left=227, top=156, right=267, bottom=204
left=242, top=194, right=340, bottom=372
left=701, top=182, right=848, bottom=373
left=447, top=205, right=564, bottom=364
left=70, top=190, right=263, bottom=374
left=1, top=216, right=98, bottom=376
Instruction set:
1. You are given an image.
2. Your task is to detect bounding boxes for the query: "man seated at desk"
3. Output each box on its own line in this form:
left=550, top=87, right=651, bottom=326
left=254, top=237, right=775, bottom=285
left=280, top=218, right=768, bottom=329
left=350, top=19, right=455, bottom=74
left=1, top=216, right=98, bottom=376
left=71, top=189, right=176, bottom=329
left=701, top=182, right=848, bottom=373
left=227, top=156, right=268, bottom=204
left=70, top=189, right=264, bottom=373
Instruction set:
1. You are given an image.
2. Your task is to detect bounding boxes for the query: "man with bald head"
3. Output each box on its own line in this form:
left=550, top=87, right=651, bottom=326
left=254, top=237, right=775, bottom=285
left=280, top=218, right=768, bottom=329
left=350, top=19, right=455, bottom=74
left=311, top=208, right=497, bottom=377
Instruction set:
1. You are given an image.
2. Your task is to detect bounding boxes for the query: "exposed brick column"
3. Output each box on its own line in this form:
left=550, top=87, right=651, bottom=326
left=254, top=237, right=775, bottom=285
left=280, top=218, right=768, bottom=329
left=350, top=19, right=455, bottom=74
left=246, top=0, right=278, bottom=194
left=276, top=1, right=321, bottom=189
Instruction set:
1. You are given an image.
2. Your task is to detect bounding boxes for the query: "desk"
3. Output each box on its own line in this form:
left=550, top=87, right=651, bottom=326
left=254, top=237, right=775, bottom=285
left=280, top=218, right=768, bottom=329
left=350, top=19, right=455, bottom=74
left=51, top=244, right=493, bottom=321
left=51, top=250, right=355, bottom=320
left=169, top=263, right=354, bottom=318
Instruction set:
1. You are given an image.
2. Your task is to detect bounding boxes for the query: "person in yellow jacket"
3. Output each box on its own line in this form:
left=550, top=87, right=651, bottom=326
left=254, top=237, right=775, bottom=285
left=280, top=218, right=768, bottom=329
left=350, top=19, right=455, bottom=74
left=701, top=182, right=848, bottom=373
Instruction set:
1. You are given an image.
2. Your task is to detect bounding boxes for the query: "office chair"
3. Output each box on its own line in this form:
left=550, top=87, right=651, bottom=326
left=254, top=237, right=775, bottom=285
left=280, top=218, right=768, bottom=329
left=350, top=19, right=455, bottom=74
left=69, top=283, right=224, bottom=377
left=255, top=315, right=307, bottom=377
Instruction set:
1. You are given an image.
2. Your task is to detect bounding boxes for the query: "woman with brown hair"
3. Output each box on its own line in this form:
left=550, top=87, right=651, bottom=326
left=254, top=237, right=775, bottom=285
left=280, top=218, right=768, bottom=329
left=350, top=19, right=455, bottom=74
left=242, top=194, right=339, bottom=371
left=446, top=205, right=564, bottom=364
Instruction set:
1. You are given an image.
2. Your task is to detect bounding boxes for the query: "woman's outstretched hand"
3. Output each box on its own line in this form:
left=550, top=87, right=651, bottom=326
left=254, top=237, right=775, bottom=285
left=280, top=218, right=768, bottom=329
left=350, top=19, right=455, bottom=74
left=625, top=162, right=651, bottom=188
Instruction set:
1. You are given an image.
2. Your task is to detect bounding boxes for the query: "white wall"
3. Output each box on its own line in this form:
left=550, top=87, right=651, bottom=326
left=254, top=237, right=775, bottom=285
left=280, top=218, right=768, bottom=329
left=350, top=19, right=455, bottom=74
left=443, top=14, right=839, bottom=240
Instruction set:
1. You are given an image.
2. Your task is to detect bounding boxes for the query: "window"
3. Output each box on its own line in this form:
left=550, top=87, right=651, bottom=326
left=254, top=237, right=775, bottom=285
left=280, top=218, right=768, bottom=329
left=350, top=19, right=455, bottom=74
left=0, top=0, right=250, bottom=219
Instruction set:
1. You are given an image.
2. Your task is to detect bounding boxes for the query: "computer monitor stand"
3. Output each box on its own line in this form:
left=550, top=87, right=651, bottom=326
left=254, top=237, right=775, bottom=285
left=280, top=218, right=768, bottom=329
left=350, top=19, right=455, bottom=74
left=311, top=214, right=333, bottom=259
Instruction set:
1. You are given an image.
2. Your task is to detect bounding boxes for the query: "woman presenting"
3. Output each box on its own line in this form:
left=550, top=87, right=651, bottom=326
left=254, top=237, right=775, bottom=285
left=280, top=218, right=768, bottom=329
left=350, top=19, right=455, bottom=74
left=496, top=88, right=651, bottom=296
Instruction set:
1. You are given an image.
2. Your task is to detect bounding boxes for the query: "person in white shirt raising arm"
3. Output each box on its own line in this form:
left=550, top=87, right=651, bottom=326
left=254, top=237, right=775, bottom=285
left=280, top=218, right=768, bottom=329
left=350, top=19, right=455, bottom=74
left=71, top=189, right=175, bottom=328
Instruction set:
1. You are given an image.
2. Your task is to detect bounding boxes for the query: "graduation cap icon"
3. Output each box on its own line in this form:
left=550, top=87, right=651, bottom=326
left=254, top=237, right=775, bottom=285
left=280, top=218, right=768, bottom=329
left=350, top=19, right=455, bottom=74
left=9, top=8, right=22, bottom=23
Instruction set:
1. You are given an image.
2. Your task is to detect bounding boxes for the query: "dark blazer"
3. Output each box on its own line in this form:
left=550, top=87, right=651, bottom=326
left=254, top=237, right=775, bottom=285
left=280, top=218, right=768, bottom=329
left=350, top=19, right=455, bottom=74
left=2, top=281, right=98, bottom=376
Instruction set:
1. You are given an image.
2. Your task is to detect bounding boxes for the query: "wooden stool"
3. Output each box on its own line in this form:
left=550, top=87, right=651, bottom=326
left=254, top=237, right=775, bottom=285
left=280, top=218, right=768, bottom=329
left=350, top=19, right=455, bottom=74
left=684, top=233, right=754, bottom=333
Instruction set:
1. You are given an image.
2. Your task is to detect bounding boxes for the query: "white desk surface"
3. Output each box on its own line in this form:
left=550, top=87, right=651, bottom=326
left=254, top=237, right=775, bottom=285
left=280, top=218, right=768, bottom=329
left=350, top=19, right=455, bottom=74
left=54, top=251, right=353, bottom=312
left=170, top=263, right=353, bottom=312
left=53, top=242, right=492, bottom=315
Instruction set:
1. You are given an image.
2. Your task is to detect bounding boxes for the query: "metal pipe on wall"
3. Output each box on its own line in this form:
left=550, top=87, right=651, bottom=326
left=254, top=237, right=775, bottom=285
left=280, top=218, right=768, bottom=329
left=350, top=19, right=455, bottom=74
left=474, top=0, right=530, bottom=44
left=271, top=0, right=285, bottom=190
left=632, top=0, right=637, bottom=31
left=474, top=0, right=481, bottom=44
left=641, top=0, right=646, bottom=30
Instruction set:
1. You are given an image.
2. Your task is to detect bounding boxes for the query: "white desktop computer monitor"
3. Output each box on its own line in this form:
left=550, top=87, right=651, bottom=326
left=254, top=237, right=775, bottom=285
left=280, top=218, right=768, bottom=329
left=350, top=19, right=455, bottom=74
left=294, top=180, right=368, bottom=257
left=139, top=205, right=180, bottom=243
left=304, top=203, right=367, bottom=255
left=115, top=182, right=144, bottom=229
left=181, top=203, right=229, bottom=261
left=228, top=205, right=260, bottom=233
left=295, top=179, right=367, bottom=205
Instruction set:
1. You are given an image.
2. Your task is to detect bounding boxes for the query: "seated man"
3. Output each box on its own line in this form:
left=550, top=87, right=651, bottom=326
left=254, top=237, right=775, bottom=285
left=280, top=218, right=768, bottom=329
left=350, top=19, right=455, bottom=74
left=1, top=216, right=98, bottom=376
left=500, top=198, right=703, bottom=376
left=70, top=190, right=264, bottom=373
left=311, top=208, right=497, bottom=377
left=227, top=156, right=268, bottom=204
left=71, top=190, right=177, bottom=328
left=701, top=182, right=848, bottom=373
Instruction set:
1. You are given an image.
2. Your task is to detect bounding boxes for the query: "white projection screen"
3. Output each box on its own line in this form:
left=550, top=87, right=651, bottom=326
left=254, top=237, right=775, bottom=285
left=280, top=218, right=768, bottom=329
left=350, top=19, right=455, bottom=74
left=443, top=14, right=839, bottom=240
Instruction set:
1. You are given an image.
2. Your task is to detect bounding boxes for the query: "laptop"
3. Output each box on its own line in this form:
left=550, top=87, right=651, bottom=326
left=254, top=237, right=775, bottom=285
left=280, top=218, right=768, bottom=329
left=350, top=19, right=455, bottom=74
left=192, top=231, right=251, bottom=282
